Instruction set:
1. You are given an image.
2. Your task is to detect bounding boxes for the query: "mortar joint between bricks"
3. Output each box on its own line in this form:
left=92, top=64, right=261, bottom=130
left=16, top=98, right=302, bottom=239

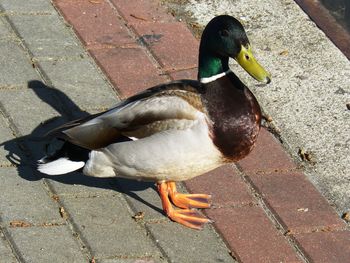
left=0, top=11, right=53, bottom=16
left=209, top=201, right=259, bottom=210
left=0, top=163, right=17, bottom=168
left=92, top=253, right=163, bottom=263
left=31, top=55, right=90, bottom=62
left=237, top=167, right=303, bottom=176
left=0, top=35, right=22, bottom=43
left=0, top=102, right=23, bottom=139
left=0, top=84, right=28, bottom=90
left=285, top=224, right=350, bottom=236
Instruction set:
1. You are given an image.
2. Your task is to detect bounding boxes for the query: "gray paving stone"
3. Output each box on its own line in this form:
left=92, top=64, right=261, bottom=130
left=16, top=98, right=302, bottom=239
left=39, top=58, right=118, bottom=109
left=98, top=258, right=165, bottom=263
left=61, top=195, right=162, bottom=259
left=147, top=222, right=236, bottom=263
left=10, top=14, right=83, bottom=58
left=118, top=180, right=165, bottom=222
left=8, top=225, right=87, bottom=263
left=0, top=87, right=62, bottom=136
left=0, top=17, right=17, bottom=40
left=0, top=0, right=56, bottom=13
left=0, top=115, right=18, bottom=166
left=0, top=233, right=18, bottom=263
left=0, top=40, right=38, bottom=86
left=0, top=167, right=63, bottom=225
left=47, top=172, right=120, bottom=197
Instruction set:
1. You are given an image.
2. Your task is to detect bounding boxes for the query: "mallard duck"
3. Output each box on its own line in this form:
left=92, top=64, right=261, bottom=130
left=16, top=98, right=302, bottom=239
left=38, top=15, right=271, bottom=229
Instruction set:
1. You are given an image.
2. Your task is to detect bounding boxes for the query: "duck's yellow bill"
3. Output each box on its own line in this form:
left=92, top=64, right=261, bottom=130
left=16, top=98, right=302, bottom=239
left=235, top=45, right=271, bottom=84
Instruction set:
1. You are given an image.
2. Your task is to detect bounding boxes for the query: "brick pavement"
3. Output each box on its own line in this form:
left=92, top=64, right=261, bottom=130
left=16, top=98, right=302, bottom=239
left=0, top=0, right=349, bottom=262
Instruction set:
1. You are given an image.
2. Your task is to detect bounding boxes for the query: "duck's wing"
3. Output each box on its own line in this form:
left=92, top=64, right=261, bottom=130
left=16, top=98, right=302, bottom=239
left=46, top=80, right=206, bottom=150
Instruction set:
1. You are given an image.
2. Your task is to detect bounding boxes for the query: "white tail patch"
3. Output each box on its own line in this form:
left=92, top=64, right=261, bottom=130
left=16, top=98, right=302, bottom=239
left=37, top=157, right=85, bottom=175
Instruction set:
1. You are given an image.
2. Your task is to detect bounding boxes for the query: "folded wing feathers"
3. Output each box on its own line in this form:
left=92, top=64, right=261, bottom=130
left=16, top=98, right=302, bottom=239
left=38, top=83, right=204, bottom=176
left=62, top=95, right=201, bottom=149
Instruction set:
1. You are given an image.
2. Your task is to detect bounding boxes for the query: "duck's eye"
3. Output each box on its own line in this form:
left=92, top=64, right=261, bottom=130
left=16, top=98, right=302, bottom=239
left=220, top=29, right=229, bottom=37
left=245, top=54, right=250, bottom=60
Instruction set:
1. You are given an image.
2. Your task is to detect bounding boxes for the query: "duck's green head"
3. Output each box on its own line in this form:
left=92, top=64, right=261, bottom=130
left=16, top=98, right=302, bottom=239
left=198, top=15, right=271, bottom=84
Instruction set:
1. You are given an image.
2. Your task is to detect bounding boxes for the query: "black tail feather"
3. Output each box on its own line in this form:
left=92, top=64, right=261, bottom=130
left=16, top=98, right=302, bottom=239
left=39, top=141, right=90, bottom=164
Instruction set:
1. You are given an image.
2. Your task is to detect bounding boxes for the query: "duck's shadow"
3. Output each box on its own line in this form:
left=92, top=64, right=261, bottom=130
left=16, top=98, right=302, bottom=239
left=0, top=80, right=162, bottom=214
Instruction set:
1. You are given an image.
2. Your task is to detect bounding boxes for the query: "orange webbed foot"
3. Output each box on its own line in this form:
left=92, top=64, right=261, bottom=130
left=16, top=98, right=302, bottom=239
left=166, top=208, right=211, bottom=230
left=167, top=181, right=211, bottom=209
left=157, top=181, right=211, bottom=230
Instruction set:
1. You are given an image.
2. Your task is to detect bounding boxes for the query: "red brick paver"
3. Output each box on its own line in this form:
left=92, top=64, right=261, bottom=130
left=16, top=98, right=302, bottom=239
left=206, top=206, right=303, bottom=263
left=54, top=0, right=133, bottom=48
left=90, top=47, right=167, bottom=97
left=53, top=0, right=350, bottom=262
left=132, top=22, right=199, bottom=71
left=238, top=128, right=297, bottom=174
left=248, top=172, right=345, bottom=234
left=111, top=0, right=175, bottom=24
left=293, top=231, right=350, bottom=263
left=185, top=165, right=254, bottom=207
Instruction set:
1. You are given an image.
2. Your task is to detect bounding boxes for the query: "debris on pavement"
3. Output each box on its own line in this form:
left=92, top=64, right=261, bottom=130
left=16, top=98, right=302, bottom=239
left=9, top=220, right=32, bottom=228
left=130, top=14, right=148, bottom=21
left=297, top=207, right=309, bottom=212
left=132, top=211, right=145, bottom=221
left=262, top=114, right=273, bottom=122
left=279, top=50, right=289, bottom=56
left=298, top=148, right=316, bottom=165
left=59, top=207, right=68, bottom=220
left=342, top=211, right=350, bottom=222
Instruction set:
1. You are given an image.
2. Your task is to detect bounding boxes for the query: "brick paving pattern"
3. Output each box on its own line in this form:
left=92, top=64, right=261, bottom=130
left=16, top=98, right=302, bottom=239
left=0, top=0, right=349, bottom=262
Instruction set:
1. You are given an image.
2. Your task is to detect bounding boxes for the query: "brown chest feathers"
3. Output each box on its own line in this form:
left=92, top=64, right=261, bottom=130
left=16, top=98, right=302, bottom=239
left=202, top=73, right=261, bottom=161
